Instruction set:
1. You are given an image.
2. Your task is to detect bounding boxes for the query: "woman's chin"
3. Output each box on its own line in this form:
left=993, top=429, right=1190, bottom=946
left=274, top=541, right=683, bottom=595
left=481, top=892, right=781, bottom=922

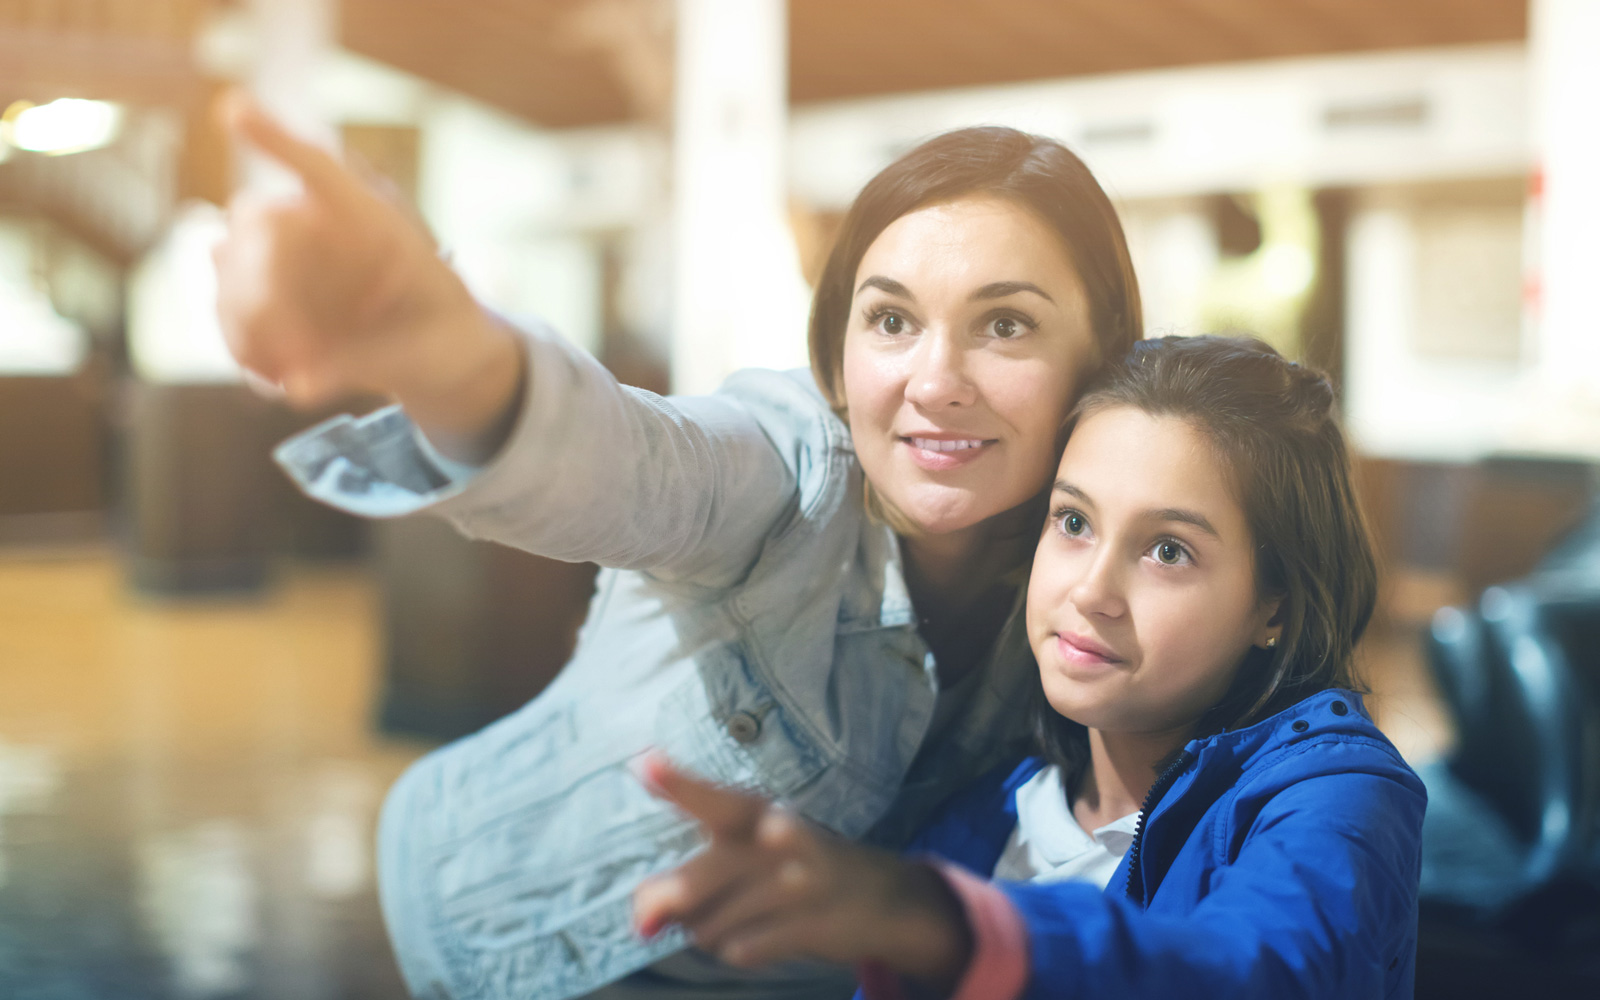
left=888, top=488, right=1020, bottom=538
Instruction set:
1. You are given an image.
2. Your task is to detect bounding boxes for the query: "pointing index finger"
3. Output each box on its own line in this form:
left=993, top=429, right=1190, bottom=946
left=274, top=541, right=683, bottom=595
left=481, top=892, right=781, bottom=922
left=220, top=89, right=353, bottom=201
left=637, top=752, right=766, bottom=839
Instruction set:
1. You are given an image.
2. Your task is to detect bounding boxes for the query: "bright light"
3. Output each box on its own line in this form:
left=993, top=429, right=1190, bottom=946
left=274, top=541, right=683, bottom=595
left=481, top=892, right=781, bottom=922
left=4, top=99, right=124, bottom=156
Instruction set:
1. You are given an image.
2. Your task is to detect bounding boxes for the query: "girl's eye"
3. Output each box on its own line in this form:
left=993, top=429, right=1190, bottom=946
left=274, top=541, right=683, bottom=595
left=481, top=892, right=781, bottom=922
left=1150, top=539, right=1191, bottom=566
left=882, top=313, right=906, bottom=335
left=1059, top=511, right=1087, bottom=536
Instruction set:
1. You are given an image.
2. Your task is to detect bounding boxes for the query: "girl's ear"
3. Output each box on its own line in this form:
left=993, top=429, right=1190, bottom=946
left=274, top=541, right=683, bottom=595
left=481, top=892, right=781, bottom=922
left=1255, top=596, right=1285, bottom=649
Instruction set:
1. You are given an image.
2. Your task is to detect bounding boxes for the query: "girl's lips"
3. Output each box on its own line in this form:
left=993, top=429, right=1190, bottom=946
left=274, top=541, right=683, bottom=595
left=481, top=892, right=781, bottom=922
left=1055, top=632, right=1123, bottom=670
left=900, top=436, right=996, bottom=471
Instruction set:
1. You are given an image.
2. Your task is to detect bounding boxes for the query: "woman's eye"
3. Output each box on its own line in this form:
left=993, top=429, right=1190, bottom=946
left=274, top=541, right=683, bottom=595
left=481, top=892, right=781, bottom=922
left=875, top=312, right=907, bottom=335
left=991, top=316, right=1026, bottom=339
left=1151, top=539, right=1189, bottom=566
left=1060, top=511, right=1087, bottom=536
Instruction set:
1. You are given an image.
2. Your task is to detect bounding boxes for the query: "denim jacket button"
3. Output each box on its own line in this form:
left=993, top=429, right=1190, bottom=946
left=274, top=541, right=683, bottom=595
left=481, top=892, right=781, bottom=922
left=727, top=711, right=762, bottom=744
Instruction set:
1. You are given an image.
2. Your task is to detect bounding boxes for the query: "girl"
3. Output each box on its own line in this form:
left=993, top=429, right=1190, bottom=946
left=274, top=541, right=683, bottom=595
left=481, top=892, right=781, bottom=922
left=633, top=335, right=1428, bottom=999
left=213, top=104, right=1141, bottom=1000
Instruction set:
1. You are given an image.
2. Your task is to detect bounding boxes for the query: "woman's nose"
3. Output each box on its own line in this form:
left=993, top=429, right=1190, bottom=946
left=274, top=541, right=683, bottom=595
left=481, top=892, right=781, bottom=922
left=904, top=330, right=977, bottom=410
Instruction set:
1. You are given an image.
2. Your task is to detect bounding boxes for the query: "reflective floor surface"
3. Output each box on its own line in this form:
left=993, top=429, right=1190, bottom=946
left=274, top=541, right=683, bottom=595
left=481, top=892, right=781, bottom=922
left=0, top=548, right=425, bottom=1000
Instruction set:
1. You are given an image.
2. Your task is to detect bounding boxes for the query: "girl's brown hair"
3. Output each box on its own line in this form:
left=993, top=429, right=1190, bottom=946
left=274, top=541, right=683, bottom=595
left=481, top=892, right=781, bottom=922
left=1034, top=335, right=1380, bottom=776
left=807, top=126, right=1142, bottom=415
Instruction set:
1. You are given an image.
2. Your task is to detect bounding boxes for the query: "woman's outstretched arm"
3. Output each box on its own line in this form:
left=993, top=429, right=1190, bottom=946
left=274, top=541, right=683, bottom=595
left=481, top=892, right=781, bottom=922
left=216, top=95, right=806, bottom=586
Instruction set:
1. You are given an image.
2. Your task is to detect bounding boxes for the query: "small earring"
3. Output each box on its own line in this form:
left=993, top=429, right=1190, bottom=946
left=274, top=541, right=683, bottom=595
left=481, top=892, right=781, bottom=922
left=1265, top=636, right=1278, bottom=649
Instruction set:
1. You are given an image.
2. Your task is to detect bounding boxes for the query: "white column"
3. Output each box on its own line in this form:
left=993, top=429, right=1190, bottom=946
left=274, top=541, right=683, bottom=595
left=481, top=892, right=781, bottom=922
left=670, top=0, right=807, bottom=395
left=247, top=0, right=338, bottom=191
left=1528, top=0, right=1600, bottom=385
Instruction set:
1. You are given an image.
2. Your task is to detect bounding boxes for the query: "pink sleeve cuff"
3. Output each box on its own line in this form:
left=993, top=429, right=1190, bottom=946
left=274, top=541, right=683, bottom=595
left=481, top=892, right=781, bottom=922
left=856, top=860, right=1029, bottom=1000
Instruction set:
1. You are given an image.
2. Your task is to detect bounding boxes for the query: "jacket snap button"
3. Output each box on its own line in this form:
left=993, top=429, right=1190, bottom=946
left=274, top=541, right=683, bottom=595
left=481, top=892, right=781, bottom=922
left=1330, top=700, right=1349, bottom=716
left=727, top=711, right=762, bottom=744
left=1292, top=719, right=1310, bottom=733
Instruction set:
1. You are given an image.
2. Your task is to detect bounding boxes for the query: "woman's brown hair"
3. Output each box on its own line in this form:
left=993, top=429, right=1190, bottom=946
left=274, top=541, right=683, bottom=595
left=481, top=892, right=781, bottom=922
left=1034, top=335, right=1380, bottom=778
left=807, top=126, right=1143, bottom=414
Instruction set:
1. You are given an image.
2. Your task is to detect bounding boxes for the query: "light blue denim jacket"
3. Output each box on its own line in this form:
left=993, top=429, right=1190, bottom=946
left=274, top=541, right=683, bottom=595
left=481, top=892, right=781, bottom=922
left=275, top=320, right=1036, bottom=1000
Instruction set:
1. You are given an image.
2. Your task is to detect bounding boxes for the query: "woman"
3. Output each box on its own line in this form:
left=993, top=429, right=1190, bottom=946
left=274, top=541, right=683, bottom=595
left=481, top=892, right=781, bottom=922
left=214, top=100, right=1141, bottom=1000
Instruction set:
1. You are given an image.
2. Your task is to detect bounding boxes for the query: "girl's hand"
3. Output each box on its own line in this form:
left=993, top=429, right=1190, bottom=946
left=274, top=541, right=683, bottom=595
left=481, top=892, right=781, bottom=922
left=631, top=754, right=973, bottom=990
left=213, top=92, right=524, bottom=455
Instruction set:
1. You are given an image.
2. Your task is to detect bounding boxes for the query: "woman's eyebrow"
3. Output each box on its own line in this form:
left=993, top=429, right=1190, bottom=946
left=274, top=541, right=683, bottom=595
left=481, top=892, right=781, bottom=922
left=855, top=275, right=915, bottom=300
left=971, top=281, right=1055, bottom=304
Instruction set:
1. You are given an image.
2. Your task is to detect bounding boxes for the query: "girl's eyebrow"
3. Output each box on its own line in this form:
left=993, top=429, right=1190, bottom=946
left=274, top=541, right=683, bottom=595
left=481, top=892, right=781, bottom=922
left=1052, top=481, right=1093, bottom=507
left=1055, top=480, right=1220, bottom=539
left=1153, top=508, right=1220, bottom=539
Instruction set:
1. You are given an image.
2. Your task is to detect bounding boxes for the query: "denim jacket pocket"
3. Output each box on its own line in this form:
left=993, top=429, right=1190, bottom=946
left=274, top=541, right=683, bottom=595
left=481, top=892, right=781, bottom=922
left=667, top=641, right=830, bottom=800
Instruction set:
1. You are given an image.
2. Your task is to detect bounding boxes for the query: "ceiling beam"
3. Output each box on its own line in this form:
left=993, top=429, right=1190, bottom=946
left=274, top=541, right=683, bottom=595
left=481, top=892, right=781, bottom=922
left=0, top=29, right=205, bottom=108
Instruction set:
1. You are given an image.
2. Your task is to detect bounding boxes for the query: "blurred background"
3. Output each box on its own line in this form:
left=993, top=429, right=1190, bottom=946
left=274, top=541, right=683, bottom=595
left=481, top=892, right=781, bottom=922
left=1, top=1, right=1597, bottom=997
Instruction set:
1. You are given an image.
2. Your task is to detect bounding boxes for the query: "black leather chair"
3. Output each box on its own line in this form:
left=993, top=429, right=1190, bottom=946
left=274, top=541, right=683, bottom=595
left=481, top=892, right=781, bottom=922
left=1417, top=502, right=1600, bottom=994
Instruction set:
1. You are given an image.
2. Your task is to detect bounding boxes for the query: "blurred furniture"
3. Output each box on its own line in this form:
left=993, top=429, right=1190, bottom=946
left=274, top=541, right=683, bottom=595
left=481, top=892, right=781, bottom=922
left=1418, top=498, right=1600, bottom=994
left=122, top=381, right=278, bottom=591
left=0, top=370, right=109, bottom=544
left=121, top=381, right=369, bottom=593
left=369, top=336, right=666, bottom=742
left=373, top=516, right=597, bottom=742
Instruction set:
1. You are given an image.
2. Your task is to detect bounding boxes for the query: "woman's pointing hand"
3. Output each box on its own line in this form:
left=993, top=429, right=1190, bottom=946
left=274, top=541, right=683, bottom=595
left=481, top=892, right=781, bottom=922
left=212, top=92, right=523, bottom=455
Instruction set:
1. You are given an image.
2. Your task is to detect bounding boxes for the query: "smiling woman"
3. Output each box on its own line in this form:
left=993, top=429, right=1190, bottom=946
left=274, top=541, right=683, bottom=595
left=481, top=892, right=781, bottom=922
left=212, top=110, right=1141, bottom=1000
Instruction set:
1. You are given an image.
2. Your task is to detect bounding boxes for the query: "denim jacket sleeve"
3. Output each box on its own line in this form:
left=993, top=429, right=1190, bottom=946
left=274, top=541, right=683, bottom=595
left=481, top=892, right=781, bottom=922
left=273, top=316, right=803, bottom=589
left=998, top=767, right=1426, bottom=1000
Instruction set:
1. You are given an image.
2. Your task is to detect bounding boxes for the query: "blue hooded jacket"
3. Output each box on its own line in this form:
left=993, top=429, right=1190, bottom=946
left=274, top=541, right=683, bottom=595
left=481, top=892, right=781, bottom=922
left=889, top=688, right=1427, bottom=1000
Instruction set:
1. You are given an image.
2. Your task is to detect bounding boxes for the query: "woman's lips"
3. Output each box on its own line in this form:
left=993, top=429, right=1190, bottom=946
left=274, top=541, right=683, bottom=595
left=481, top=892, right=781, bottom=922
left=900, top=436, right=996, bottom=471
left=1055, top=632, right=1123, bottom=670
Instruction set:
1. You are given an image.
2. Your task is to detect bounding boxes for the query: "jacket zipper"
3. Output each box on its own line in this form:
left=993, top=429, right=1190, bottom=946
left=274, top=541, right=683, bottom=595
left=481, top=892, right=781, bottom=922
left=1124, top=748, right=1197, bottom=903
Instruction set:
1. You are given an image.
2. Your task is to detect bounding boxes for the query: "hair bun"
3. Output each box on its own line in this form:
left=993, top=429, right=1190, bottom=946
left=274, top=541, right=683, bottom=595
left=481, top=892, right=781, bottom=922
left=1283, top=361, right=1336, bottom=421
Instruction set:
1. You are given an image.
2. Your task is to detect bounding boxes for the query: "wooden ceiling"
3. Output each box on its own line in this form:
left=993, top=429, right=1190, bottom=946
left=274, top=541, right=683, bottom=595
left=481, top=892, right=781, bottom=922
left=342, top=0, right=1528, bottom=128
left=0, top=0, right=209, bottom=107
left=0, top=1, right=1532, bottom=126
left=0, top=0, right=1532, bottom=259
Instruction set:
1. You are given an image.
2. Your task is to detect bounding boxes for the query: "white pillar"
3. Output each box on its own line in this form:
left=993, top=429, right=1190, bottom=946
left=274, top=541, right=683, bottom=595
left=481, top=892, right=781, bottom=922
left=246, top=0, right=338, bottom=192
left=670, top=0, right=807, bottom=395
left=1528, top=0, right=1600, bottom=386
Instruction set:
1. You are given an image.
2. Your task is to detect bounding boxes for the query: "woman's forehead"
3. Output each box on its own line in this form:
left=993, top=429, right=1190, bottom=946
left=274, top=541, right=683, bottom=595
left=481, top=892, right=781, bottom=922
left=856, top=195, right=1083, bottom=287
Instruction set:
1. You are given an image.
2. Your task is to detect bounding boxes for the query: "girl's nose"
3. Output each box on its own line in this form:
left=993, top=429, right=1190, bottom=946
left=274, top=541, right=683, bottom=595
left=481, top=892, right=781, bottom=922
left=904, top=330, right=978, bottom=410
left=1067, top=550, right=1127, bottom=620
